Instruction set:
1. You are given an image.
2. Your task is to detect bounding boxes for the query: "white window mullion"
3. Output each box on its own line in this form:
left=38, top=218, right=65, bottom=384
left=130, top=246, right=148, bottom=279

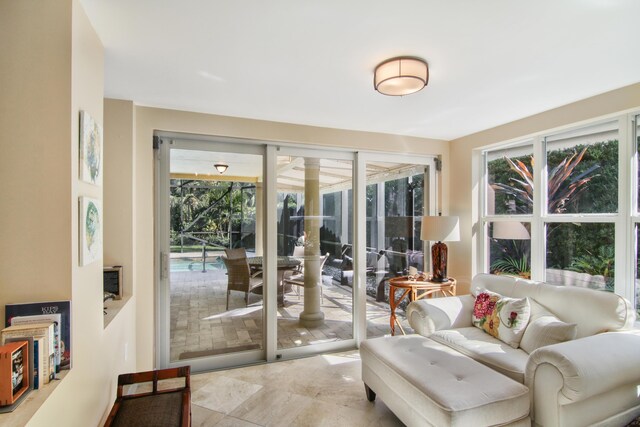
left=625, top=114, right=639, bottom=308
left=616, top=116, right=631, bottom=299
left=478, top=151, right=488, bottom=274
left=531, top=135, right=546, bottom=282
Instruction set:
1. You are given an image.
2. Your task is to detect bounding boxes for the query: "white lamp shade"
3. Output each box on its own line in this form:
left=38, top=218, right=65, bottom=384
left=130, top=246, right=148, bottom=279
left=374, top=57, right=428, bottom=96
left=421, top=216, right=460, bottom=242
left=492, top=221, right=530, bottom=240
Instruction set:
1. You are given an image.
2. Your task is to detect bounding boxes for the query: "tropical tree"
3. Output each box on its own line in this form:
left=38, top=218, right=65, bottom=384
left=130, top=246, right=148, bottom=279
left=491, top=147, right=599, bottom=214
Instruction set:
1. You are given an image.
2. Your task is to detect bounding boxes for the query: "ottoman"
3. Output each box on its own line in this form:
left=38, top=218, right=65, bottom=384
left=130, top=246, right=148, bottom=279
left=361, top=335, right=530, bottom=427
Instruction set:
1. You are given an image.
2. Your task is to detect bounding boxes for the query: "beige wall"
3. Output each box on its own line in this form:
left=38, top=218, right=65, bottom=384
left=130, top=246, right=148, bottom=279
left=132, top=105, right=450, bottom=368
left=0, top=0, right=73, bottom=317
left=104, top=99, right=135, bottom=298
left=0, top=1, right=137, bottom=426
left=449, top=83, right=640, bottom=294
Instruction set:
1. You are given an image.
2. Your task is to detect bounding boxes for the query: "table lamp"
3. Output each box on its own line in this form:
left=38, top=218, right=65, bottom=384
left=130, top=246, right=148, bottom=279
left=421, top=215, right=460, bottom=283
left=492, top=221, right=530, bottom=240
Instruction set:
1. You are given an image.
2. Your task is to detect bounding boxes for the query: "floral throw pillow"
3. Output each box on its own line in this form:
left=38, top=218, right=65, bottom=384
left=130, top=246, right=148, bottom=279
left=472, top=290, right=531, bottom=348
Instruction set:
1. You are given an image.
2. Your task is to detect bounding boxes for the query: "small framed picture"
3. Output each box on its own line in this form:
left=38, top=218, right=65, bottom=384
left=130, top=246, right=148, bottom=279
left=79, top=110, right=103, bottom=186
left=79, top=197, right=102, bottom=266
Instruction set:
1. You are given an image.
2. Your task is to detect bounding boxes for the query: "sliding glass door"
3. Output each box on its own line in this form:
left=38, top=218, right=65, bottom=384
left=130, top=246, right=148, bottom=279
left=274, top=149, right=355, bottom=356
left=360, top=154, right=436, bottom=338
left=156, top=137, right=267, bottom=370
left=156, top=136, right=437, bottom=370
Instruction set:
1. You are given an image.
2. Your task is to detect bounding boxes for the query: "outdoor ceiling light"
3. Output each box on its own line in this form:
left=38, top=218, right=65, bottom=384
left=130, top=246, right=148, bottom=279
left=214, top=162, right=228, bottom=174
left=374, top=57, right=429, bottom=96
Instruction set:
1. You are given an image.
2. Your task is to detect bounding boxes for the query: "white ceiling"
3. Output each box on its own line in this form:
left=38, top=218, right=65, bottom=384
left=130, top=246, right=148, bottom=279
left=81, top=0, right=640, bottom=141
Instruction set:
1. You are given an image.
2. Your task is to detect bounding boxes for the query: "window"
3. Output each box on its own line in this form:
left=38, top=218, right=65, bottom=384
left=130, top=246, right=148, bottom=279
left=480, top=115, right=638, bottom=317
left=484, top=144, right=533, bottom=277
left=545, top=121, right=618, bottom=215
left=486, top=144, right=534, bottom=215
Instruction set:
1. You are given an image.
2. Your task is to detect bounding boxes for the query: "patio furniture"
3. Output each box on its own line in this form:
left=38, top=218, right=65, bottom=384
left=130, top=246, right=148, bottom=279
left=224, top=247, right=247, bottom=259
left=283, top=253, right=329, bottom=303
left=221, top=255, right=263, bottom=310
left=104, top=366, right=191, bottom=427
left=246, top=256, right=301, bottom=306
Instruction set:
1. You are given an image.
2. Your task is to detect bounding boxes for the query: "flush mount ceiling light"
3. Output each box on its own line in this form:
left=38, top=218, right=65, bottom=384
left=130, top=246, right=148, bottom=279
left=374, top=57, right=429, bottom=96
left=214, top=162, right=228, bottom=174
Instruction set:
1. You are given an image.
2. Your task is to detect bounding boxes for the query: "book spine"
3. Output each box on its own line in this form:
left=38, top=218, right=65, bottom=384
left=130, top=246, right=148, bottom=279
left=33, top=340, right=39, bottom=390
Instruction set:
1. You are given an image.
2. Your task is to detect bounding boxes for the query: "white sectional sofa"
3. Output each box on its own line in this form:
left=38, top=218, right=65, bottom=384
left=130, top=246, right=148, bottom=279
left=361, top=273, right=640, bottom=427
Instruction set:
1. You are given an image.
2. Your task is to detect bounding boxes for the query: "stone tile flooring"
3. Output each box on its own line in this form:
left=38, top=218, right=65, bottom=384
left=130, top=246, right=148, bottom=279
left=190, top=350, right=404, bottom=427
left=170, top=270, right=412, bottom=361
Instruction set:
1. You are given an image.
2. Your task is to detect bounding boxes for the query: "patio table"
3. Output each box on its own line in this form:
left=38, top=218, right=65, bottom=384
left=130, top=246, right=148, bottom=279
left=247, top=256, right=301, bottom=305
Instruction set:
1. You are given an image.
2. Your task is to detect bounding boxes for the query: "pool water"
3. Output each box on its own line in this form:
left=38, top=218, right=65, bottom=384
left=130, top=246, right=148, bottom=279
left=170, top=258, right=224, bottom=272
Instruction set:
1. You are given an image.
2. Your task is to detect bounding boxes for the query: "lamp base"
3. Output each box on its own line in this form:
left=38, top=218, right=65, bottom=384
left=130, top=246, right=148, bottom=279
left=431, top=241, right=449, bottom=283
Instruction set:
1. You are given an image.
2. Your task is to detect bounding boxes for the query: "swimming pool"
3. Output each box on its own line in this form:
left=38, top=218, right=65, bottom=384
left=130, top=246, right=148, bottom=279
left=170, top=257, right=224, bottom=272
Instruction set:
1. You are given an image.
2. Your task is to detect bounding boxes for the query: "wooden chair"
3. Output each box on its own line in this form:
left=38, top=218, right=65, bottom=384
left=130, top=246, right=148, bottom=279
left=104, top=366, right=191, bottom=427
left=283, top=253, right=328, bottom=303
left=221, top=255, right=263, bottom=310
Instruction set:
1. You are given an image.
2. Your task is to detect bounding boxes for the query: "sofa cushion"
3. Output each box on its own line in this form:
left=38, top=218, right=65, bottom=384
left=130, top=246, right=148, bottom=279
left=430, top=327, right=529, bottom=383
left=472, top=289, right=531, bottom=348
left=520, top=299, right=577, bottom=354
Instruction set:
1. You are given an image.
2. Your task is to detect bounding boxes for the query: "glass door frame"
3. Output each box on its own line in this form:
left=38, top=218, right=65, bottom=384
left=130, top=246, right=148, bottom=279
left=156, top=135, right=438, bottom=370
left=355, top=152, right=437, bottom=344
left=155, top=135, right=268, bottom=371
left=268, top=145, right=358, bottom=360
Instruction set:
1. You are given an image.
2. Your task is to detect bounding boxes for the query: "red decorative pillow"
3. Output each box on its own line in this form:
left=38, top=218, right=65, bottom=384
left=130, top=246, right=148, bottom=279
left=472, top=289, right=531, bottom=348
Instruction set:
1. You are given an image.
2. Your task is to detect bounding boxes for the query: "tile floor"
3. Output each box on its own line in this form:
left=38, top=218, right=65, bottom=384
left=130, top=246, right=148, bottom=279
left=190, top=350, right=404, bottom=427
left=170, top=269, right=412, bottom=361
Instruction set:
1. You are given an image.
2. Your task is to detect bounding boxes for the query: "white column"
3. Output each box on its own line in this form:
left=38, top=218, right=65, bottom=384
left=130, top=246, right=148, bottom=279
left=300, top=157, right=325, bottom=327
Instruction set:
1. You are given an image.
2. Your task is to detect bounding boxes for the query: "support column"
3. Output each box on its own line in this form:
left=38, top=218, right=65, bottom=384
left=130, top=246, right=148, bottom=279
left=300, top=158, right=324, bottom=327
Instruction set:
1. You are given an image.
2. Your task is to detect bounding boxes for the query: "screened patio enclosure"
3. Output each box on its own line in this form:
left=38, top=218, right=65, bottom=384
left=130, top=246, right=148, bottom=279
left=170, top=151, right=428, bottom=299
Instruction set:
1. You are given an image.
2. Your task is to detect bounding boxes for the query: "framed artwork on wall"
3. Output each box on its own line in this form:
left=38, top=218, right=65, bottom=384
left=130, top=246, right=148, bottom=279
left=79, top=197, right=102, bottom=266
left=79, top=110, right=102, bottom=186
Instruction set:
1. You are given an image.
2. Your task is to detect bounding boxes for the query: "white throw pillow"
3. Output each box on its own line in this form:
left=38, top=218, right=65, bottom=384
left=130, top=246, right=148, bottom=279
left=520, top=299, right=577, bottom=354
left=472, top=289, right=531, bottom=348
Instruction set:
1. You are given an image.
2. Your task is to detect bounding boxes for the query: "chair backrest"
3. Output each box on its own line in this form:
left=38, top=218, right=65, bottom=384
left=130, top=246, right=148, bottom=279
left=319, top=253, right=329, bottom=270
left=225, top=248, right=247, bottom=259
left=221, top=256, right=251, bottom=292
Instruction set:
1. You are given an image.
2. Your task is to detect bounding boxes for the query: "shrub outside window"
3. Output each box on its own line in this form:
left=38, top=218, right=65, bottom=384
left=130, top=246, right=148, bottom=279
left=486, top=144, right=534, bottom=215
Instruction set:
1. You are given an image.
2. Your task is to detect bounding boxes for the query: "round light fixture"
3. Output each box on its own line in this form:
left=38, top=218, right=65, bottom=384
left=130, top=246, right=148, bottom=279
left=214, top=162, right=228, bottom=174
left=374, top=57, right=429, bottom=96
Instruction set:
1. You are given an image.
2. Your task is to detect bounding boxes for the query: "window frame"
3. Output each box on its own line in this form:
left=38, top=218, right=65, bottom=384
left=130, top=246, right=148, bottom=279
left=479, top=112, right=638, bottom=311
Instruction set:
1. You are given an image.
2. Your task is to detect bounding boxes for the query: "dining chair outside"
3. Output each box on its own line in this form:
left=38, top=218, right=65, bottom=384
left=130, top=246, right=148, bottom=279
left=224, top=247, right=247, bottom=259
left=221, top=255, right=263, bottom=310
left=283, top=253, right=328, bottom=303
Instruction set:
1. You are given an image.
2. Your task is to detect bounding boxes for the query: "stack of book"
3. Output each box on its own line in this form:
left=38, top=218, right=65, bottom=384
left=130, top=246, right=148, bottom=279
left=1, top=322, right=56, bottom=391
left=0, top=301, right=71, bottom=412
left=0, top=341, right=30, bottom=408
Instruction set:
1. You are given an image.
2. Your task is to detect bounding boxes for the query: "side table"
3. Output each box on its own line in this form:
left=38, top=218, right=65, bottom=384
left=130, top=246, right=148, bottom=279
left=388, top=276, right=457, bottom=335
